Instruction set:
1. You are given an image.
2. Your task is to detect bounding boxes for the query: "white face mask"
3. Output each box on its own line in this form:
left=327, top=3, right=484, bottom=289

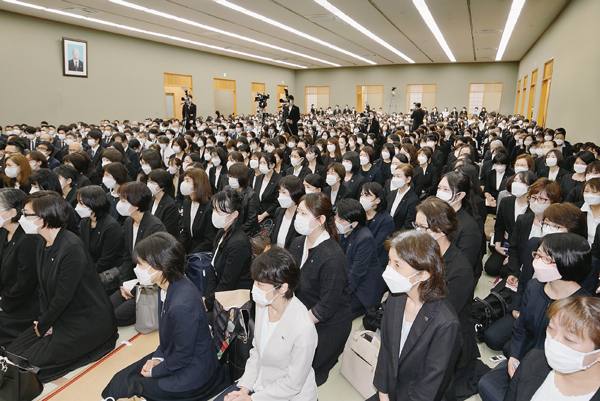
left=134, top=264, right=158, bottom=286
left=555, top=139, right=564, bottom=146
left=391, top=177, right=406, bottom=190
left=586, top=174, right=600, bottom=182
left=545, top=157, right=558, bottom=167
left=381, top=151, right=391, bottom=160
left=437, top=190, right=461, bottom=206
left=88, top=138, right=96, bottom=147
left=584, top=193, right=600, bottom=206
left=294, top=215, right=317, bottom=236
left=306, top=154, right=315, bottom=162
left=19, top=215, right=40, bottom=235
left=290, top=157, right=302, bottom=167
left=252, top=284, right=280, bottom=307
left=75, top=203, right=92, bottom=218
left=228, top=177, right=240, bottom=189
left=278, top=194, right=293, bottom=209
left=529, top=200, right=550, bottom=215
left=29, top=161, right=38, bottom=171
left=141, top=165, right=152, bottom=175
left=544, top=332, right=600, bottom=374
left=493, top=164, right=507, bottom=173
left=116, top=200, right=136, bottom=217
left=327, top=144, right=336, bottom=153
left=212, top=158, right=221, bottom=167
left=226, top=161, right=234, bottom=170
left=360, top=156, right=370, bottom=166
left=180, top=181, right=194, bottom=196
left=212, top=211, right=231, bottom=229
left=4, top=167, right=19, bottom=178
left=514, top=166, right=529, bottom=173
left=359, top=197, right=373, bottom=212
left=574, top=164, right=587, bottom=174
left=335, top=220, right=354, bottom=235
left=172, top=146, right=181, bottom=153
left=342, top=161, right=353, bottom=172
left=511, top=182, right=529, bottom=197
left=326, top=174, right=339, bottom=186
left=249, top=159, right=259, bottom=169
left=382, top=268, right=421, bottom=294
left=147, top=182, right=162, bottom=196
left=417, top=155, right=428, bottom=165
left=259, top=165, right=270, bottom=175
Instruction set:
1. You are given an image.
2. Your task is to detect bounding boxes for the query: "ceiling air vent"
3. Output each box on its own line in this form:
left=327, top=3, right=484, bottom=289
left=60, top=7, right=101, bottom=16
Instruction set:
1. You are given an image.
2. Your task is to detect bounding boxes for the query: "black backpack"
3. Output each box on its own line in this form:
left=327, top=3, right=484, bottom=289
left=472, top=279, right=513, bottom=342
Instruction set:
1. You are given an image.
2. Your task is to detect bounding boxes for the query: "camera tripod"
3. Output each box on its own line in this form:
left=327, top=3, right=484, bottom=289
left=388, top=89, right=397, bottom=114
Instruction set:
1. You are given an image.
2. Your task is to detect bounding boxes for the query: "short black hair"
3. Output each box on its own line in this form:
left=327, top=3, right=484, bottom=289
left=342, top=151, right=360, bottom=174
left=104, top=162, right=129, bottom=185
left=88, top=129, right=102, bottom=141
left=0, top=188, right=27, bottom=222
left=304, top=173, right=325, bottom=190
left=140, top=149, right=162, bottom=171
left=53, top=165, right=78, bottom=187
left=539, top=232, right=591, bottom=282
left=361, top=182, right=387, bottom=212
left=148, top=169, right=173, bottom=191
left=278, top=175, right=305, bottom=205
left=492, top=152, right=510, bottom=166
left=250, top=246, right=300, bottom=299
left=335, top=198, right=366, bottom=227
left=118, top=182, right=152, bottom=212
left=29, top=168, right=62, bottom=194
left=25, top=191, right=69, bottom=229
left=77, top=185, right=110, bottom=219
left=133, top=232, right=186, bottom=285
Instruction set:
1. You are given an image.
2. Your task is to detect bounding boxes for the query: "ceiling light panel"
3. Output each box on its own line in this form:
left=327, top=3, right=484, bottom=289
left=313, top=0, right=414, bottom=63
left=2, top=0, right=307, bottom=68
left=109, top=0, right=340, bottom=67
left=412, top=0, right=456, bottom=62
left=214, top=0, right=376, bottom=65
left=495, top=0, right=526, bottom=61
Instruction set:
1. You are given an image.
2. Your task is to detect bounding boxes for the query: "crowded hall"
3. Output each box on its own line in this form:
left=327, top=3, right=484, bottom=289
left=1, top=0, right=599, bottom=400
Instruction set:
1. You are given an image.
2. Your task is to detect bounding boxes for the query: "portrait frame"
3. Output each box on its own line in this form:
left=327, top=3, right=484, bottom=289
left=62, top=37, right=88, bottom=78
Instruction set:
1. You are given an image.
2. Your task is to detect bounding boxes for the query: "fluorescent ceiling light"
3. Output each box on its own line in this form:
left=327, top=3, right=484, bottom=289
left=109, top=0, right=339, bottom=67
left=412, top=0, right=456, bottom=62
left=214, top=0, right=376, bottom=65
left=313, top=0, right=414, bottom=63
left=2, top=0, right=307, bottom=68
left=496, top=0, right=526, bottom=61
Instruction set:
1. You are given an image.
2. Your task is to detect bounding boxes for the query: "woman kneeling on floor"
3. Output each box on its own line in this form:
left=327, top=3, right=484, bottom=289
left=102, top=232, right=229, bottom=401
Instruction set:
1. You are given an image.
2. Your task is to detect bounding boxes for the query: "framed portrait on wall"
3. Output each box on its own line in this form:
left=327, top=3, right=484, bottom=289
left=62, top=38, right=87, bottom=77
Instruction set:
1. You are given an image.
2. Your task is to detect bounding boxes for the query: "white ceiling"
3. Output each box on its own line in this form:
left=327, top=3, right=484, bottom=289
left=0, top=0, right=570, bottom=68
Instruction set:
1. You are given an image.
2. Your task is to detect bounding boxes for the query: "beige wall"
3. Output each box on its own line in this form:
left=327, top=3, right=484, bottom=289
left=517, top=0, right=600, bottom=143
left=295, top=63, right=519, bottom=116
left=0, top=11, right=295, bottom=126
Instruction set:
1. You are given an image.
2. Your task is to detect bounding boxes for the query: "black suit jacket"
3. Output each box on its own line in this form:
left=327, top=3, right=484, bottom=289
left=453, top=208, right=483, bottom=269
left=240, top=186, right=260, bottom=235
left=286, top=105, right=301, bottom=135
left=152, top=194, right=181, bottom=240
left=254, top=172, right=281, bottom=217
left=180, top=199, right=216, bottom=254
left=494, top=196, right=532, bottom=245
left=118, top=212, right=167, bottom=281
left=285, top=165, right=311, bottom=182
left=419, top=163, right=440, bottom=198
left=87, top=146, right=105, bottom=170
left=79, top=214, right=124, bottom=274
left=308, top=163, right=327, bottom=179
left=483, top=168, right=513, bottom=201
left=35, top=229, right=116, bottom=363
left=507, top=213, right=537, bottom=278
left=505, top=348, right=600, bottom=401
left=322, top=184, right=353, bottom=206
left=204, top=227, right=253, bottom=311
left=270, top=207, right=299, bottom=249
left=343, top=173, right=366, bottom=199
left=0, top=227, right=40, bottom=322
left=208, top=165, right=227, bottom=195
left=68, top=58, right=84, bottom=71
left=125, top=146, right=140, bottom=176
left=386, top=187, right=420, bottom=231
left=373, top=295, right=462, bottom=401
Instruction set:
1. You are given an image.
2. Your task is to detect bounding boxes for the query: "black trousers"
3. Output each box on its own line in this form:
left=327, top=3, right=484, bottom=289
left=0, top=315, right=35, bottom=348
left=102, top=352, right=230, bottom=401
left=110, top=290, right=136, bottom=326
left=483, top=313, right=515, bottom=353
left=313, top=318, right=352, bottom=386
left=484, top=251, right=509, bottom=278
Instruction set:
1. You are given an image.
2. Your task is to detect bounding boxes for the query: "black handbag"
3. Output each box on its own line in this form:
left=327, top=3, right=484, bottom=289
left=0, top=349, right=43, bottom=401
left=221, top=308, right=255, bottom=382
left=472, top=279, right=513, bottom=342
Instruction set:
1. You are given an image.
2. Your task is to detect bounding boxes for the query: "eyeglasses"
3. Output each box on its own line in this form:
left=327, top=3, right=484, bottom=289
left=532, top=251, right=554, bottom=265
left=21, top=210, right=37, bottom=218
left=528, top=195, right=551, bottom=204
left=412, top=222, right=429, bottom=231
left=541, top=221, right=565, bottom=232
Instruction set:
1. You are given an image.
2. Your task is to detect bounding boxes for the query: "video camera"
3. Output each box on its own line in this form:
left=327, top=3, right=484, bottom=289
left=254, top=92, right=270, bottom=110
left=279, top=88, right=292, bottom=105
left=181, top=87, right=192, bottom=104
left=359, top=101, right=371, bottom=118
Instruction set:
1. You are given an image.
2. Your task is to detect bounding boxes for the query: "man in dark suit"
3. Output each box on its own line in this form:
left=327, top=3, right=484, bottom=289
left=410, top=103, right=426, bottom=132
left=284, top=96, right=300, bottom=136
left=68, top=47, right=84, bottom=71
left=86, top=129, right=105, bottom=170
left=182, top=99, right=197, bottom=130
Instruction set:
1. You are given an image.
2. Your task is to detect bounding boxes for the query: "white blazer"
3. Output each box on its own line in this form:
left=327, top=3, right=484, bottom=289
left=237, top=296, right=318, bottom=401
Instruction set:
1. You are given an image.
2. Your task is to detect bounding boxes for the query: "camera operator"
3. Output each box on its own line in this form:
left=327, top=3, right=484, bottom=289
left=182, top=90, right=196, bottom=130
left=366, top=109, right=380, bottom=134
left=284, top=95, right=300, bottom=136
left=410, top=102, right=426, bottom=132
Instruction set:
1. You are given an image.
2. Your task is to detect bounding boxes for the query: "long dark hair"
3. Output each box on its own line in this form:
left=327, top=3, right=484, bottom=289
left=211, top=189, right=244, bottom=251
left=444, top=171, right=477, bottom=217
left=299, top=192, right=338, bottom=242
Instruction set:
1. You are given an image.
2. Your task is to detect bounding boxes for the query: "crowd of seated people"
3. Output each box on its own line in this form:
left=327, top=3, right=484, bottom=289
left=0, top=102, right=598, bottom=400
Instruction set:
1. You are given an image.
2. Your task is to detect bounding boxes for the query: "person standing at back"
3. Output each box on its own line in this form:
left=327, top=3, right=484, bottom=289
left=410, top=103, right=426, bottom=132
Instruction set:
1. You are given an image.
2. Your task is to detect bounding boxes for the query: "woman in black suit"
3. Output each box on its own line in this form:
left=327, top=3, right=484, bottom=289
left=386, top=163, right=420, bottom=231
left=359, top=146, right=383, bottom=184
left=372, top=230, right=461, bottom=401
left=0, top=188, right=40, bottom=347
left=341, top=151, right=366, bottom=199
left=416, top=147, right=439, bottom=199
left=285, top=147, right=311, bottom=181
left=76, top=185, right=124, bottom=281
left=334, top=199, right=385, bottom=318
left=483, top=153, right=513, bottom=214
left=179, top=168, right=217, bottom=255
left=539, top=149, right=571, bottom=185
left=208, top=147, right=228, bottom=195
left=437, top=171, right=484, bottom=279
left=485, top=171, right=536, bottom=278
left=147, top=169, right=181, bottom=240
left=54, top=165, right=80, bottom=209
left=102, top=162, right=130, bottom=226
left=414, top=197, right=482, bottom=399
left=305, top=145, right=327, bottom=179
left=254, top=153, right=281, bottom=223
left=360, top=182, right=395, bottom=267
left=374, top=143, right=394, bottom=184
left=289, top=192, right=352, bottom=386
left=323, top=162, right=353, bottom=206
left=8, top=191, right=117, bottom=382
left=271, top=175, right=305, bottom=249
left=106, top=182, right=167, bottom=326
left=226, top=163, right=259, bottom=235
left=102, top=233, right=228, bottom=401
left=204, top=189, right=253, bottom=312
